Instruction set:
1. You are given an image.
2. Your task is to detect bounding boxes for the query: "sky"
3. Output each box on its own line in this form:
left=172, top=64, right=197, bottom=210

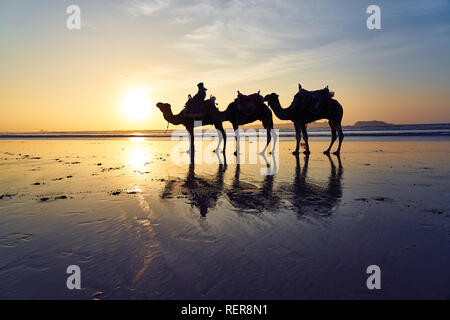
left=0, top=0, right=449, bottom=131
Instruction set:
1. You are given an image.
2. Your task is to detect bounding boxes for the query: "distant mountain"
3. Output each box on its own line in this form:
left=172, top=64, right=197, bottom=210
left=353, top=121, right=393, bottom=127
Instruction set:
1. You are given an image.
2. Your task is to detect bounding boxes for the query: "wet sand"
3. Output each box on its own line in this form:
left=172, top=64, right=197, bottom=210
left=0, top=138, right=449, bottom=299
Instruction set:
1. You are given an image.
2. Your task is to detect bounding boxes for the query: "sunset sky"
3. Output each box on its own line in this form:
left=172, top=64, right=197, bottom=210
left=1, top=0, right=449, bottom=132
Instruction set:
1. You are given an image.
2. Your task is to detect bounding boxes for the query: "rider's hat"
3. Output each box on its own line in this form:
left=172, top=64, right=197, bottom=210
left=197, top=82, right=207, bottom=91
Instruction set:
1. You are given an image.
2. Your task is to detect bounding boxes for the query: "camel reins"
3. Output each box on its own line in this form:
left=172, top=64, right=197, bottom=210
left=164, top=121, right=170, bottom=135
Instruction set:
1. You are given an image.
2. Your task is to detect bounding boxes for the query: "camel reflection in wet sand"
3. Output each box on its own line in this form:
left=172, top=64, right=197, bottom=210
left=160, top=153, right=343, bottom=218
left=225, top=154, right=281, bottom=212
left=285, top=154, right=343, bottom=217
left=161, top=154, right=227, bottom=217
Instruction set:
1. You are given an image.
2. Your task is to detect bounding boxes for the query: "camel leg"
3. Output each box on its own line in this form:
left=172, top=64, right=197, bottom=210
left=324, top=120, right=337, bottom=154
left=334, top=123, right=344, bottom=155
left=261, top=111, right=274, bottom=155
left=293, top=121, right=301, bottom=155
left=270, top=128, right=278, bottom=155
left=187, top=125, right=195, bottom=156
left=233, top=124, right=240, bottom=156
left=214, top=122, right=226, bottom=153
left=300, top=124, right=310, bottom=155
left=260, top=127, right=272, bottom=155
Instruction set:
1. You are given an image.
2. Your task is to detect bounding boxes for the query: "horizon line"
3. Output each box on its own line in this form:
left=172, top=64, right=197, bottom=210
left=1, top=121, right=450, bottom=134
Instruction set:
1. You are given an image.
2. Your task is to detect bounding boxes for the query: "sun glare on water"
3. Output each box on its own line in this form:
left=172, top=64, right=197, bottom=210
left=122, top=88, right=152, bottom=120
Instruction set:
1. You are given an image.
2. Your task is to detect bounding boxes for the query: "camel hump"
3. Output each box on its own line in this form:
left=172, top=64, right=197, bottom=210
left=235, top=92, right=264, bottom=114
left=302, top=86, right=333, bottom=99
left=183, top=98, right=218, bottom=118
left=297, top=86, right=334, bottom=114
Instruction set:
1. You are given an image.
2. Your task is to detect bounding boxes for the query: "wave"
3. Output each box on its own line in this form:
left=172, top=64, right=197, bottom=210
left=1, top=124, right=449, bottom=139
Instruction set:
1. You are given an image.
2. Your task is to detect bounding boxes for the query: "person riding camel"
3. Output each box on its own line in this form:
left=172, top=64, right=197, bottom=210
left=193, top=82, right=207, bottom=104
left=185, top=82, right=207, bottom=114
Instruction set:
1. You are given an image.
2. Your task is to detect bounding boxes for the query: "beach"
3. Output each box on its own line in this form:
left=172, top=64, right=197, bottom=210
left=0, top=136, right=449, bottom=299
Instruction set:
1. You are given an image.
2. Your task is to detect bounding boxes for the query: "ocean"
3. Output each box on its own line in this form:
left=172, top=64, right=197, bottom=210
left=1, top=123, right=449, bottom=139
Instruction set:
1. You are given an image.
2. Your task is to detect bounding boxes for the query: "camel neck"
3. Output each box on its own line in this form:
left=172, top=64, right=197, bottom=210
left=271, top=99, right=290, bottom=120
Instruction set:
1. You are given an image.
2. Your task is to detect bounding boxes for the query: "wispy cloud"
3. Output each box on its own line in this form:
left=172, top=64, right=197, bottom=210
left=125, top=0, right=170, bottom=17
left=120, top=0, right=450, bottom=107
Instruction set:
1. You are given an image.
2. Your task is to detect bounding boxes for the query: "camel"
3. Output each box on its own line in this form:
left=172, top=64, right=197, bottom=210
left=264, top=84, right=344, bottom=155
left=156, top=91, right=274, bottom=156
left=224, top=91, right=274, bottom=155
left=156, top=99, right=226, bottom=155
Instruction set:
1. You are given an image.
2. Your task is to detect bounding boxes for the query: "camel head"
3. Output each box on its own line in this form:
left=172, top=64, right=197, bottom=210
left=263, top=93, right=279, bottom=108
left=156, top=102, right=172, bottom=114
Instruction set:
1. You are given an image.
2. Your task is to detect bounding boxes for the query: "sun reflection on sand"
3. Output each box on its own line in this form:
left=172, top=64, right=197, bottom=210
left=129, top=137, right=145, bottom=143
left=128, top=139, right=150, bottom=172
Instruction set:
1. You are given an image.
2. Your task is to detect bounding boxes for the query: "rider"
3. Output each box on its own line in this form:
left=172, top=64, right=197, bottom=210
left=193, top=82, right=207, bottom=104
left=186, top=82, right=207, bottom=114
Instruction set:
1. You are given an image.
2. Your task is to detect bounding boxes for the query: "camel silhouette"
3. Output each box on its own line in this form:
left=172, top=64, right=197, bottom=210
left=264, top=84, right=344, bottom=155
left=156, top=91, right=274, bottom=157
left=156, top=99, right=226, bottom=155
left=225, top=91, right=274, bottom=155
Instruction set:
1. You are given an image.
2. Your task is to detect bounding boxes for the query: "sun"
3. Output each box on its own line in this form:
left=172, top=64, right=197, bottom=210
left=122, top=88, right=152, bottom=120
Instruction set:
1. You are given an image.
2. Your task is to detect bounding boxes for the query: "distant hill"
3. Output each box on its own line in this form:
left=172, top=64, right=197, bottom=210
left=353, top=121, right=393, bottom=127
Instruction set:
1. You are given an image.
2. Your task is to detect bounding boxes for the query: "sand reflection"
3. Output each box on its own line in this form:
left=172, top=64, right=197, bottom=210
left=160, top=152, right=343, bottom=218
left=285, top=154, right=343, bottom=216
left=161, top=155, right=227, bottom=217
left=127, top=139, right=151, bottom=173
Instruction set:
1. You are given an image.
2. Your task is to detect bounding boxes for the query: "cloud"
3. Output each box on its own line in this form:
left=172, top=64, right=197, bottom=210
left=119, top=0, right=450, bottom=104
left=160, top=1, right=361, bottom=87
left=170, top=1, right=323, bottom=64
left=125, top=0, right=170, bottom=17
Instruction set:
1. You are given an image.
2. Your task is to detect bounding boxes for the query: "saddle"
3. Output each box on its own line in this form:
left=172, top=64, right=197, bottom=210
left=183, top=96, right=216, bottom=118
left=299, top=86, right=334, bottom=113
left=235, top=91, right=264, bottom=115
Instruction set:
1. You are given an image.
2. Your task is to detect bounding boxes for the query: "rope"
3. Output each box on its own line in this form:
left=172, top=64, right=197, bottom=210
left=164, top=121, right=170, bottom=135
